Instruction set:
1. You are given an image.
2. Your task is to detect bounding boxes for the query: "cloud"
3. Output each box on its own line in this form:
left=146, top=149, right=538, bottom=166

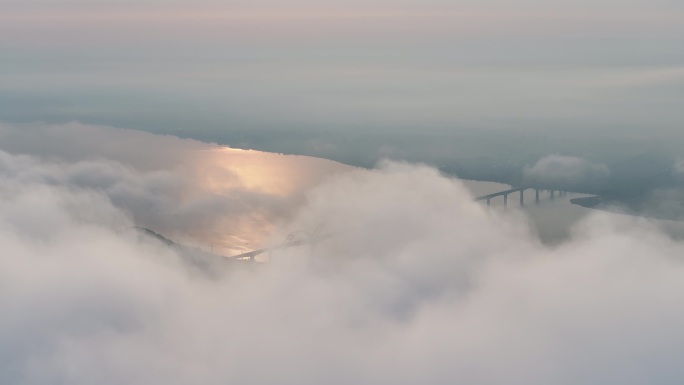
left=674, top=157, right=684, bottom=178
left=0, top=122, right=350, bottom=253
left=523, top=155, right=610, bottom=192
left=4, top=125, right=684, bottom=384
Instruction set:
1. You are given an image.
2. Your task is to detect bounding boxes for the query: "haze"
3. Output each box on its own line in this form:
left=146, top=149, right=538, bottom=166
left=4, top=0, right=684, bottom=167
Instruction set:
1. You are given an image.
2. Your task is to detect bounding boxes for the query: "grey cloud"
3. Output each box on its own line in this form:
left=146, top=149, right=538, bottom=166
left=674, top=158, right=684, bottom=178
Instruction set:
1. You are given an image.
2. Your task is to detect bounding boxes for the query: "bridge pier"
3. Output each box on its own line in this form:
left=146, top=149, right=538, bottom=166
left=520, top=190, right=524, bottom=206
left=487, top=198, right=491, bottom=206
left=503, top=194, right=508, bottom=207
left=550, top=190, right=555, bottom=199
left=535, top=189, right=540, bottom=204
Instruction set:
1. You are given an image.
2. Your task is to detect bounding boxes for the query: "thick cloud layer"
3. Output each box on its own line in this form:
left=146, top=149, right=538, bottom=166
left=3, top=125, right=684, bottom=384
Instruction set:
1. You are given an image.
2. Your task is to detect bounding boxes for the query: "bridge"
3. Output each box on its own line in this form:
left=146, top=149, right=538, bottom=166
left=227, top=226, right=334, bottom=261
left=475, top=187, right=564, bottom=207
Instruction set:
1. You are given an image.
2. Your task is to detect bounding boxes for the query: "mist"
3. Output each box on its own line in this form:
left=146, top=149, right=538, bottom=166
left=3, top=125, right=684, bottom=384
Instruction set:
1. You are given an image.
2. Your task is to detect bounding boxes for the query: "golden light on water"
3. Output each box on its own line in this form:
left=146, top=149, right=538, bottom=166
left=182, top=146, right=353, bottom=256
left=196, top=147, right=352, bottom=196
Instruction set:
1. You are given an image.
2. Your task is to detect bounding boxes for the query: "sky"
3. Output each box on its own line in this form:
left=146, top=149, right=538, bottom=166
left=3, top=0, right=684, bottom=171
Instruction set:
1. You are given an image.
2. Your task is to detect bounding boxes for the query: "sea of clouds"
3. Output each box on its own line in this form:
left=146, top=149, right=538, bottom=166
left=2, top=123, right=684, bottom=384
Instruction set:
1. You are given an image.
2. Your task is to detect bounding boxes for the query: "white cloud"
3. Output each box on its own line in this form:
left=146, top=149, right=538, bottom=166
left=3, top=124, right=684, bottom=384
left=674, top=157, right=684, bottom=178
left=524, top=155, right=610, bottom=191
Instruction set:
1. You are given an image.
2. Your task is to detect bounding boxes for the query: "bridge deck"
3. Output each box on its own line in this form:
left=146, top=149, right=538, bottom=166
left=227, top=234, right=334, bottom=260
left=475, top=187, right=527, bottom=201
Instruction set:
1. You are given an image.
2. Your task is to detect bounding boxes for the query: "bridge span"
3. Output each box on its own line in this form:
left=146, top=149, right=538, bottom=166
left=227, top=232, right=334, bottom=261
left=475, top=187, right=564, bottom=207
